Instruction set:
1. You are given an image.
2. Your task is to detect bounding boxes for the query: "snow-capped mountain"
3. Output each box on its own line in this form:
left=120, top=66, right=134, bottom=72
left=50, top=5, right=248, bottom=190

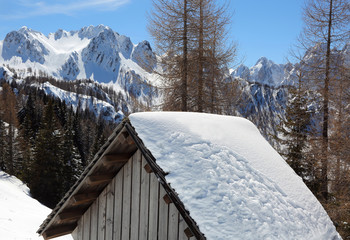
left=0, top=25, right=158, bottom=105
left=230, top=43, right=349, bottom=146
left=231, top=57, right=294, bottom=87
left=230, top=58, right=292, bottom=146
left=0, top=25, right=160, bottom=121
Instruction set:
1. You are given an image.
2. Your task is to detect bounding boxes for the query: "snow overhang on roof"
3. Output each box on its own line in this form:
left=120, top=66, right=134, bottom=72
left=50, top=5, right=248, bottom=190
left=37, top=117, right=204, bottom=240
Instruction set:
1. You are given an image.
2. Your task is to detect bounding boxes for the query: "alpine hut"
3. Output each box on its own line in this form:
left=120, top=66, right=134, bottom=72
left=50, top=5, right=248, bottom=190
left=38, top=112, right=340, bottom=240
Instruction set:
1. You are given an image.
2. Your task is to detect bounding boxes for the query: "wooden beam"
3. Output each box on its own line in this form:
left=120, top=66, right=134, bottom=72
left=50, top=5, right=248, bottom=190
left=86, top=174, right=115, bottom=186
left=121, top=131, right=128, bottom=141
left=57, top=210, right=84, bottom=222
left=42, top=224, right=77, bottom=240
left=102, top=153, right=131, bottom=166
left=184, top=227, right=194, bottom=238
left=72, top=192, right=100, bottom=205
left=125, top=135, right=135, bottom=145
left=120, top=131, right=135, bottom=145
left=163, top=193, right=172, bottom=204
left=143, top=163, right=153, bottom=173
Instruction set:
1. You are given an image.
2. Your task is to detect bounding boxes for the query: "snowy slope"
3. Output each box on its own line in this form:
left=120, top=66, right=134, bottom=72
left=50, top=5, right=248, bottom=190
left=35, top=81, right=124, bottom=122
left=0, top=171, right=72, bottom=240
left=129, top=112, right=340, bottom=240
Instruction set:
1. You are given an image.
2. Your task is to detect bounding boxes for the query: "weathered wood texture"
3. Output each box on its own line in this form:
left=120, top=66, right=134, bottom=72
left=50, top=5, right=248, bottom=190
left=72, top=150, right=191, bottom=240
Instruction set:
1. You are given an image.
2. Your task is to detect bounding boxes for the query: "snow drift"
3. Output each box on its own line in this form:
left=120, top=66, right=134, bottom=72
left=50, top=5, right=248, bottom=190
left=0, top=171, right=72, bottom=240
left=129, top=112, right=340, bottom=240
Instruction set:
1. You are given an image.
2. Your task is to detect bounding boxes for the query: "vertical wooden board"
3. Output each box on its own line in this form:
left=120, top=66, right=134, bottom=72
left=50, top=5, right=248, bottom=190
left=148, top=173, right=159, bottom=240
left=158, top=186, right=169, bottom=240
left=98, top=188, right=107, bottom=240
left=71, top=227, right=78, bottom=240
left=106, top=179, right=115, bottom=240
left=76, top=216, right=83, bottom=240
left=139, top=155, right=150, bottom=240
left=90, top=199, right=99, bottom=239
left=168, top=203, right=179, bottom=240
left=82, top=207, right=91, bottom=240
left=121, top=156, right=132, bottom=240
left=130, top=150, right=141, bottom=240
left=178, top=216, right=189, bottom=240
left=113, top=169, right=124, bottom=240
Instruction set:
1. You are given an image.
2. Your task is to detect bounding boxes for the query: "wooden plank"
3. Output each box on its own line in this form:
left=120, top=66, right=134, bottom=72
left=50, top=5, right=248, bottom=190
left=87, top=174, right=114, bottom=186
left=90, top=199, right=99, bottom=239
left=82, top=207, right=91, bottom=240
left=105, top=178, right=115, bottom=240
left=178, top=216, right=188, bottom=240
left=121, top=155, right=132, bottom=240
left=71, top=192, right=99, bottom=205
left=113, top=169, right=123, bottom=240
left=42, top=224, right=77, bottom=240
left=102, top=154, right=131, bottom=166
left=159, top=185, right=169, bottom=240
left=130, top=150, right=141, bottom=240
left=168, top=203, right=179, bottom=240
left=57, top=210, right=84, bottom=221
left=98, top=188, right=107, bottom=240
left=71, top=227, right=78, bottom=240
left=148, top=173, right=159, bottom=240
left=77, top=220, right=83, bottom=240
left=139, top=155, right=150, bottom=240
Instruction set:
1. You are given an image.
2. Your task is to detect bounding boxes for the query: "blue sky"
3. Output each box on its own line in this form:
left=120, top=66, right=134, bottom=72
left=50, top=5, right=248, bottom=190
left=0, top=0, right=304, bottom=67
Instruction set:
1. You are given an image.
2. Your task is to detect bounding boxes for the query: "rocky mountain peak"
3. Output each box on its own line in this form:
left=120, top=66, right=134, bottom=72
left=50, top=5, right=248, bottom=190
left=77, top=24, right=111, bottom=39
left=2, top=29, right=49, bottom=64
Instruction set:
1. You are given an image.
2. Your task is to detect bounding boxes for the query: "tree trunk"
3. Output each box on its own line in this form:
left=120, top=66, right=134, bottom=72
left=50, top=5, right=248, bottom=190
left=321, top=0, right=333, bottom=201
left=198, top=0, right=204, bottom=112
left=181, top=0, right=188, bottom=111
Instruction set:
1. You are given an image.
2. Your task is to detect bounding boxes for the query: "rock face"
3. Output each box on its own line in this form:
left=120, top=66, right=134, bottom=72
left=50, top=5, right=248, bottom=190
left=2, top=27, right=49, bottom=64
left=0, top=25, right=157, bottom=102
left=0, top=25, right=159, bottom=123
left=231, top=57, right=290, bottom=87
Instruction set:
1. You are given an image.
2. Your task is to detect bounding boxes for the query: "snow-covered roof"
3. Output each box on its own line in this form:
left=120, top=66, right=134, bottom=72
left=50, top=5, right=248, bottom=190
left=129, top=112, right=340, bottom=240
left=39, top=112, right=340, bottom=240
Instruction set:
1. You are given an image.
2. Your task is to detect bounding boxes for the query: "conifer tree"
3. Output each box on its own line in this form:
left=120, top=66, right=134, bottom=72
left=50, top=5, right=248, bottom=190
left=89, top=115, right=107, bottom=161
left=17, top=92, right=37, bottom=182
left=61, top=107, right=83, bottom=193
left=0, top=119, right=6, bottom=171
left=73, top=100, right=89, bottom=166
left=29, top=99, right=64, bottom=208
left=278, top=70, right=315, bottom=189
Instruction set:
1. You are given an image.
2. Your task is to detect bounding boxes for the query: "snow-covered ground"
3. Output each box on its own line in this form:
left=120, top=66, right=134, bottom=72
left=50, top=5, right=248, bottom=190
left=129, top=112, right=341, bottom=240
left=0, top=171, right=73, bottom=240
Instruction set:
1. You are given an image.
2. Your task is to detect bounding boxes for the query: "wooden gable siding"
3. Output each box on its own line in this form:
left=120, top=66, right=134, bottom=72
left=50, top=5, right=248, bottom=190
left=72, top=149, right=195, bottom=240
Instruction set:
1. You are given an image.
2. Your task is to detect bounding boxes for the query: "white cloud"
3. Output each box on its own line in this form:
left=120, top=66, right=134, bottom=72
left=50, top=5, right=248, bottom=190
left=1, top=0, right=131, bottom=19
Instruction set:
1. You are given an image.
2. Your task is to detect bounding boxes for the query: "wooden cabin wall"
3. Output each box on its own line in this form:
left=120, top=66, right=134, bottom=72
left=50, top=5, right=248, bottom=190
left=71, top=149, right=194, bottom=240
